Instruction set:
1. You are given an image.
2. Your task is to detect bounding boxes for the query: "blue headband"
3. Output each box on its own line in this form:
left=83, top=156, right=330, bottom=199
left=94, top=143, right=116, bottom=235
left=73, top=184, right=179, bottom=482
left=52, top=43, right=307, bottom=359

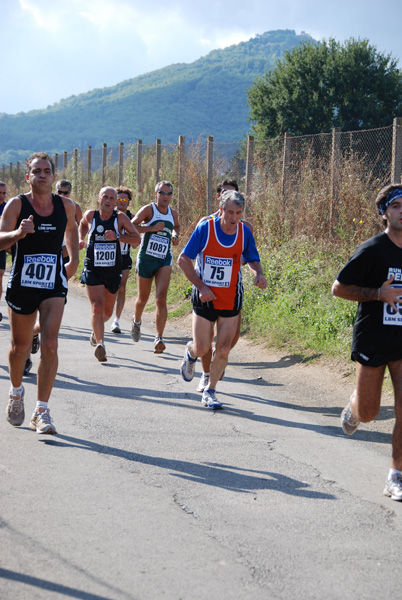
left=378, top=188, right=402, bottom=215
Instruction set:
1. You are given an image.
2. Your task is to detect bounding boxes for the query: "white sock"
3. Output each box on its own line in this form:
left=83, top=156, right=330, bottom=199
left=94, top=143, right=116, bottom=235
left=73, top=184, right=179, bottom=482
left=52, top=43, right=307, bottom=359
left=36, top=401, right=48, bottom=411
left=11, top=385, right=23, bottom=396
left=203, top=372, right=210, bottom=377
left=134, top=320, right=141, bottom=325
left=389, top=468, right=402, bottom=480
left=113, top=318, right=119, bottom=324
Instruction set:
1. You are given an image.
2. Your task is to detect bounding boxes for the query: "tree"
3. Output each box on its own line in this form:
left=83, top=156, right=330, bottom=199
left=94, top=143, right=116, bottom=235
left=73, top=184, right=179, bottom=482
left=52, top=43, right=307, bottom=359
left=247, top=38, right=402, bottom=139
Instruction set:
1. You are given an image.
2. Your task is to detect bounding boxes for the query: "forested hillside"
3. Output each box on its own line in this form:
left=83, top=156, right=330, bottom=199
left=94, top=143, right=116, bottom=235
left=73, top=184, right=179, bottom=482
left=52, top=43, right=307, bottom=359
left=0, top=29, right=313, bottom=164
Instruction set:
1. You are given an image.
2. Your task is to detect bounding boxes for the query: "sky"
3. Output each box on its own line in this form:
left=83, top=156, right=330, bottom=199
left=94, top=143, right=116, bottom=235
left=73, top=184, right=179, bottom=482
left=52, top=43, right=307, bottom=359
left=1, top=0, right=401, bottom=115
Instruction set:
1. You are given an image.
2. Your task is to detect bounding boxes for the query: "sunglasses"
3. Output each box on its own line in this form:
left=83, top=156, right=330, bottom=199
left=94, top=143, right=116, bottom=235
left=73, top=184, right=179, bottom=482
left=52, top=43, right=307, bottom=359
left=57, top=189, right=70, bottom=195
left=117, top=197, right=129, bottom=202
left=157, top=191, right=173, bottom=196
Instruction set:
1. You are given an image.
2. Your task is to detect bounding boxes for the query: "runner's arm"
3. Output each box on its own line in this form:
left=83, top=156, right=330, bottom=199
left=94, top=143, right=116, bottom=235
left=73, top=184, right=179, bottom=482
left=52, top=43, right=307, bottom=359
left=171, top=209, right=180, bottom=246
left=247, top=261, right=267, bottom=289
left=117, top=213, right=141, bottom=247
left=0, top=197, right=34, bottom=250
left=177, top=252, right=216, bottom=302
left=131, top=204, right=164, bottom=233
left=332, top=276, right=401, bottom=311
left=78, top=210, right=93, bottom=249
left=63, top=198, right=79, bottom=280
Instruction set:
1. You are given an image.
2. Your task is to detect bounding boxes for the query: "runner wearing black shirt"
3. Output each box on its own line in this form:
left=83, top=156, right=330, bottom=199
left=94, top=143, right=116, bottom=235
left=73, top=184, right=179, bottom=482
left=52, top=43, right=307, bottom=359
left=332, top=184, right=402, bottom=501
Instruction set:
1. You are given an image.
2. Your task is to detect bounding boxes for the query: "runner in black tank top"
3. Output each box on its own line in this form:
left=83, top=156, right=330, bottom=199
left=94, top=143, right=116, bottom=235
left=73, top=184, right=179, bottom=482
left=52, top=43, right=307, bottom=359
left=110, top=186, right=135, bottom=334
left=0, top=153, right=79, bottom=435
left=79, top=186, right=140, bottom=362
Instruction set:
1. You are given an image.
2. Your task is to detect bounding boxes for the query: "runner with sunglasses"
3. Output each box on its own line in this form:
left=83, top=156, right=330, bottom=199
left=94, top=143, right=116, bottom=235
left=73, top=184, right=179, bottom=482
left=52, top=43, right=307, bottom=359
left=110, top=186, right=134, bottom=334
left=130, top=180, right=180, bottom=353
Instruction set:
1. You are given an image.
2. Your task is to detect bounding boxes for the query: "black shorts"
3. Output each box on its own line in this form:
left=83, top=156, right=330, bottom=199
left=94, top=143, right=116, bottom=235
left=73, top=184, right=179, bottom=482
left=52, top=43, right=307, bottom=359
left=0, top=250, right=6, bottom=271
left=352, top=350, right=402, bottom=367
left=80, top=267, right=121, bottom=295
left=193, top=303, right=241, bottom=323
left=121, top=254, right=133, bottom=271
left=6, top=286, right=67, bottom=315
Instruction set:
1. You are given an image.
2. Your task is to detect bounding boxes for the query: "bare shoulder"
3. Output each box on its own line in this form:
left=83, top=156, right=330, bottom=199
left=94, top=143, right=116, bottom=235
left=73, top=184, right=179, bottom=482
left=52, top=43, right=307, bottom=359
left=132, top=203, right=153, bottom=223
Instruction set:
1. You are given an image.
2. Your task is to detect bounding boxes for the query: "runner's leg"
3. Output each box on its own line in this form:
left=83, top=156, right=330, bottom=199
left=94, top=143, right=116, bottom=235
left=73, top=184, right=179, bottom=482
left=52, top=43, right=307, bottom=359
left=8, top=309, right=37, bottom=387
left=209, top=314, right=240, bottom=390
left=36, top=297, right=65, bottom=402
left=154, top=265, right=172, bottom=338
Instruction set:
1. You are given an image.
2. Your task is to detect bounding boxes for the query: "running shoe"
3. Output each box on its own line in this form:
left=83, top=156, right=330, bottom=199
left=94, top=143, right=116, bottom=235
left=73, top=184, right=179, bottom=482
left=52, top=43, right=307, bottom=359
left=6, top=386, right=25, bottom=426
left=341, top=401, right=360, bottom=435
left=31, top=333, right=40, bottom=354
left=90, top=331, right=97, bottom=347
left=95, top=343, right=107, bottom=362
left=212, top=347, right=225, bottom=380
left=384, top=476, right=402, bottom=501
left=180, top=341, right=197, bottom=382
left=154, top=337, right=166, bottom=354
left=130, top=319, right=141, bottom=342
left=201, top=388, right=223, bottom=410
left=111, top=320, right=121, bottom=334
left=29, top=406, right=57, bottom=434
left=24, top=357, right=33, bottom=375
left=197, top=373, right=210, bottom=392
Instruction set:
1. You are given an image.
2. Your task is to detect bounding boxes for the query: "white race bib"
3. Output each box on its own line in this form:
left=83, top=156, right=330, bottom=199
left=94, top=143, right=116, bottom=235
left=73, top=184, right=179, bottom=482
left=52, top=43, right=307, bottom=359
left=383, top=284, right=402, bottom=326
left=94, top=243, right=116, bottom=267
left=203, top=256, right=233, bottom=288
left=21, top=254, right=57, bottom=289
left=146, top=234, right=169, bottom=259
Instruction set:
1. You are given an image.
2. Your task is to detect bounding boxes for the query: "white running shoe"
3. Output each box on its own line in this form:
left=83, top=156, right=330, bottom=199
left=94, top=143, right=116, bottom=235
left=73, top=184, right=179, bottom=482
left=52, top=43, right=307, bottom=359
left=111, top=320, right=121, bottom=334
left=180, top=341, right=197, bottom=382
left=197, top=373, right=210, bottom=392
left=29, top=407, right=57, bottom=434
left=131, top=319, right=141, bottom=342
left=201, top=388, right=223, bottom=410
left=6, top=386, right=25, bottom=426
left=95, top=343, right=107, bottom=362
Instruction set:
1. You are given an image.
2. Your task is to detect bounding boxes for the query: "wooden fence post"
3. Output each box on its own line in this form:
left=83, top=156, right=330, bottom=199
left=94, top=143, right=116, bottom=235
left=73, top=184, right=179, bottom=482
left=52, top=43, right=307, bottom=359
left=155, top=139, right=161, bottom=184
left=177, top=135, right=185, bottom=214
left=54, top=153, right=58, bottom=173
left=63, top=152, right=68, bottom=171
left=9, top=163, right=12, bottom=180
left=87, top=146, right=92, bottom=183
left=101, top=143, right=107, bottom=187
left=391, top=117, right=402, bottom=184
left=137, top=140, right=142, bottom=193
left=73, top=149, right=78, bottom=198
left=118, top=142, right=124, bottom=186
left=245, top=135, right=254, bottom=198
left=207, top=136, right=214, bottom=214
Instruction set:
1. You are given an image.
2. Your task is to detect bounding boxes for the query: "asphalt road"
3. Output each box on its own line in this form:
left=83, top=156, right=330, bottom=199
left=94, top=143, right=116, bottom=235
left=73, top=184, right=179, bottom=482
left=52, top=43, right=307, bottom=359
left=0, top=284, right=401, bottom=600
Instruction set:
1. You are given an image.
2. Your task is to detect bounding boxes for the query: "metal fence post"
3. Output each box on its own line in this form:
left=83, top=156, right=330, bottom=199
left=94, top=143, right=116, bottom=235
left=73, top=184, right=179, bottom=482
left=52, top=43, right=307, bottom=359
left=207, top=136, right=214, bottom=214
left=330, top=127, right=341, bottom=200
left=245, top=135, right=254, bottom=198
left=101, top=143, right=107, bottom=187
left=155, top=139, right=161, bottom=184
left=281, top=132, right=292, bottom=199
left=177, top=135, right=185, bottom=214
left=391, top=117, right=402, bottom=183
left=118, top=142, right=124, bottom=186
